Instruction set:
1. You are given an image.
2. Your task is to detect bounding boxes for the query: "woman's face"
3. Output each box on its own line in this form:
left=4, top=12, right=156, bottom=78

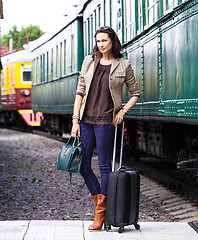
left=96, top=33, right=112, bottom=55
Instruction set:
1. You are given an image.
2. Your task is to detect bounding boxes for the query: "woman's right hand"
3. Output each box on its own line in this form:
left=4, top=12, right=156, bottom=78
left=71, top=119, right=80, bottom=138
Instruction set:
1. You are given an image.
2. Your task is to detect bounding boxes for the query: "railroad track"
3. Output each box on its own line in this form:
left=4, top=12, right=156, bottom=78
left=140, top=175, right=198, bottom=223
left=125, top=158, right=198, bottom=201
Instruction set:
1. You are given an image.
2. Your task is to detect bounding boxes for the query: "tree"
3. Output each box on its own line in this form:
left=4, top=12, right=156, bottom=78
left=1, top=25, right=44, bottom=49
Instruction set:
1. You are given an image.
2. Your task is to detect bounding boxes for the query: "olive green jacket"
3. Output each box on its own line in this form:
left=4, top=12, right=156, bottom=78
left=76, top=53, right=141, bottom=120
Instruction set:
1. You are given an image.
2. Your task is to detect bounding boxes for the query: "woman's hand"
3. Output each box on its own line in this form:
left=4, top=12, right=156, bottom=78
left=114, top=110, right=124, bottom=127
left=71, top=119, right=80, bottom=137
left=114, top=97, right=139, bottom=127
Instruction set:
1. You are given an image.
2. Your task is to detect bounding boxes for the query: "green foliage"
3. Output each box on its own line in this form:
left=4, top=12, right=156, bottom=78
left=20, top=153, right=25, bottom=160
left=10, top=176, right=16, bottom=180
left=31, top=177, right=37, bottom=183
left=5, top=149, right=10, bottom=154
left=6, top=182, right=13, bottom=188
left=30, top=195, right=36, bottom=200
left=1, top=25, right=44, bottom=49
left=6, top=176, right=17, bottom=188
left=17, top=162, right=31, bottom=169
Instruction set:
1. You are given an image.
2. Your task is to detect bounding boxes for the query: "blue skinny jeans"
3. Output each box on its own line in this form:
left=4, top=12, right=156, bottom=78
left=79, top=122, right=115, bottom=196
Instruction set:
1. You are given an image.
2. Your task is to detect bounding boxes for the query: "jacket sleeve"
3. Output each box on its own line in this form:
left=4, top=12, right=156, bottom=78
left=125, top=61, right=141, bottom=98
left=76, top=56, right=88, bottom=97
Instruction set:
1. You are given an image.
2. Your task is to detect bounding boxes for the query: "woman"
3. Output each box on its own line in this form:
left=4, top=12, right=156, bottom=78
left=71, top=26, right=141, bottom=231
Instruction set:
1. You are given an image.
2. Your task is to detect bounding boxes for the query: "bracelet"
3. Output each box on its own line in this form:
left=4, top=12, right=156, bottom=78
left=72, top=115, right=80, bottom=120
left=121, top=107, right=127, bottom=114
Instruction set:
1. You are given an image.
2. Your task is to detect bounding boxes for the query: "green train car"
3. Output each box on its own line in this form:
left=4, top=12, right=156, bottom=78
left=30, top=0, right=197, bottom=176
left=120, top=0, right=198, bottom=160
left=31, top=13, right=84, bottom=132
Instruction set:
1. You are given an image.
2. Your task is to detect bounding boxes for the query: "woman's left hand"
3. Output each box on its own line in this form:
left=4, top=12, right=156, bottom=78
left=114, top=110, right=124, bottom=127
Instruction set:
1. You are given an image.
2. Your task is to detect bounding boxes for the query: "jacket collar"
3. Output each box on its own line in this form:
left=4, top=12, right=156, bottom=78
left=93, top=52, right=101, bottom=73
left=110, top=58, right=120, bottom=75
left=94, top=52, right=120, bottom=75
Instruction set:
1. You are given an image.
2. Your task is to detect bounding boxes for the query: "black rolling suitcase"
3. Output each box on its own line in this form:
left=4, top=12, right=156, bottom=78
left=105, top=121, right=140, bottom=233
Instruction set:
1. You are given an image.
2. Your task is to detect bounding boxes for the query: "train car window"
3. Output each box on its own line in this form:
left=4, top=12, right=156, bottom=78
left=126, top=0, right=131, bottom=41
left=84, top=21, right=87, bottom=56
left=51, top=48, right=54, bottom=80
left=110, top=0, right=112, bottom=27
left=71, top=35, right=74, bottom=72
left=36, top=57, right=39, bottom=83
left=139, top=0, right=143, bottom=32
left=159, top=0, right=164, bottom=17
left=142, top=0, right=148, bottom=27
left=122, top=0, right=127, bottom=43
left=104, top=0, right=106, bottom=26
left=56, top=45, right=59, bottom=78
left=46, top=52, right=49, bottom=81
left=87, top=18, right=90, bottom=54
left=91, top=15, right=93, bottom=51
left=33, top=59, right=36, bottom=84
left=43, top=53, right=45, bottom=82
left=94, top=10, right=97, bottom=33
left=40, top=55, right=43, bottom=82
left=135, top=0, right=139, bottom=33
left=64, top=40, right=67, bottom=75
left=135, top=0, right=148, bottom=33
left=98, top=5, right=101, bottom=27
left=165, top=0, right=174, bottom=11
left=5, top=68, right=8, bottom=89
left=163, top=0, right=178, bottom=14
left=1, top=71, right=4, bottom=89
left=23, top=71, right=31, bottom=82
left=145, top=0, right=148, bottom=25
left=148, top=0, right=154, bottom=26
left=31, top=60, right=34, bottom=84
left=117, top=0, right=121, bottom=33
left=21, top=65, right=31, bottom=83
left=12, top=66, right=15, bottom=85
left=60, top=42, right=62, bottom=78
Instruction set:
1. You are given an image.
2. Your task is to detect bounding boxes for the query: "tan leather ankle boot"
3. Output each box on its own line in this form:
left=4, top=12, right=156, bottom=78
left=91, top=194, right=98, bottom=208
left=88, top=194, right=106, bottom=231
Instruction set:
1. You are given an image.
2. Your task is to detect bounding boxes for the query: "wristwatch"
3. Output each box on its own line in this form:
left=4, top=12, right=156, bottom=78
left=121, top=107, right=127, bottom=114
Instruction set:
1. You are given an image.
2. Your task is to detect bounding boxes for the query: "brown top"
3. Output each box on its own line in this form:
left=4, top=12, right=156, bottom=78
left=81, top=63, right=114, bottom=125
left=76, top=55, right=141, bottom=121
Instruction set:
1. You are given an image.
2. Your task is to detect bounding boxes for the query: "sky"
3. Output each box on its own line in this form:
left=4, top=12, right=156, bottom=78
left=0, top=0, right=82, bottom=36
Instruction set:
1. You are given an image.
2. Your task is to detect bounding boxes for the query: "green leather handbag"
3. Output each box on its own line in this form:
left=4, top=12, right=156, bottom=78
left=57, top=135, right=82, bottom=174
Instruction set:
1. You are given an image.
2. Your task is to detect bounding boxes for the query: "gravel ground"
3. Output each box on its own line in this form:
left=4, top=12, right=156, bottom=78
left=0, top=128, right=174, bottom=222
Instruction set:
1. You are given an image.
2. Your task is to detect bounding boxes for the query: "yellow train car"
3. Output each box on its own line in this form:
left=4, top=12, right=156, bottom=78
left=0, top=49, right=42, bottom=126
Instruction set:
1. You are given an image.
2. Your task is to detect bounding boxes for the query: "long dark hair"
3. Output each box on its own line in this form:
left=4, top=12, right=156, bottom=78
left=92, top=26, right=123, bottom=59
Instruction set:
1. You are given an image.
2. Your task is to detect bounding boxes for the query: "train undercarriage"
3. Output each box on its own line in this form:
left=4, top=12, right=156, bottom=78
left=40, top=113, right=198, bottom=184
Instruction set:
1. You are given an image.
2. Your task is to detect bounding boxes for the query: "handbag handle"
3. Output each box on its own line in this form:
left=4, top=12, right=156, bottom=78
left=65, top=135, right=80, bottom=148
left=72, top=134, right=80, bottom=147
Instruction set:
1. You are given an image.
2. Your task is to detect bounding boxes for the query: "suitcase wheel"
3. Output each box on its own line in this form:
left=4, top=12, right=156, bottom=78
left=118, top=226, right=124, bottom=233
left=105, top=224, right=111, bottom=231
left=134, top=223, right=140, bottom=230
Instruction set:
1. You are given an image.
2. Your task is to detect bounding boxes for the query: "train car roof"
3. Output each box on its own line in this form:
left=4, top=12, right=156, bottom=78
left=29, top=7, right=81, bottom=52
left=1, top=48, right=31, bottom=66
left=77, top=0, right=92, bottom=13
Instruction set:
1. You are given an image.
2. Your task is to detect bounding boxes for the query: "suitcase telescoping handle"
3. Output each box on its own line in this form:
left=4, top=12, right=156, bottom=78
left=112, top=120, right=125, bottom=172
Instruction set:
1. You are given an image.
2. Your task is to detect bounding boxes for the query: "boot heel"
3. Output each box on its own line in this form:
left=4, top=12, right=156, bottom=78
left=104, top=222, right=107, bottom=230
